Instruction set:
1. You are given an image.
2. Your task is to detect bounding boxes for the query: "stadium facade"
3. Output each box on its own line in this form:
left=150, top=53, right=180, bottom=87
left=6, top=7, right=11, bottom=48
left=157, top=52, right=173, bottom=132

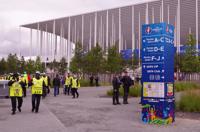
left=21, top=0, right=199, bottom=66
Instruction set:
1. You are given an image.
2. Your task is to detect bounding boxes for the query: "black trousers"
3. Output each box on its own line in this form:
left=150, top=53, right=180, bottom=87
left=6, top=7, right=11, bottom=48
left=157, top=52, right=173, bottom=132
left=42, top=86, right=47, bottom=98
left=22, top=87, right=26, bottom=97
left=113, top=89, right=120, bottom=104
left=72, top=88, right=79, bottom=98
left=11, top=97, right=23, bottom=112
left=47, top=86, right=50, bottom=94
left=65, top=85, right=71, bottom=95
left=123, top=87, right=129, bottom=103
left=32, top=94, right=41, bottom=112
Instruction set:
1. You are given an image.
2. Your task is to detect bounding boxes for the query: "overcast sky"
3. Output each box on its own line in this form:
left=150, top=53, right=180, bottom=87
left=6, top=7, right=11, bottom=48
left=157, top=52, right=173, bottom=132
left=0, top=0, right=150, bottom=58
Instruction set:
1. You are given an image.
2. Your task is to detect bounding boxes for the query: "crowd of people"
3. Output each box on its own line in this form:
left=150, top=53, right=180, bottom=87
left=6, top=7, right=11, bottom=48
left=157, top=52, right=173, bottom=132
left=6, top=70, right=134, bottom=115
left=7, top=71, right=81, bottom=115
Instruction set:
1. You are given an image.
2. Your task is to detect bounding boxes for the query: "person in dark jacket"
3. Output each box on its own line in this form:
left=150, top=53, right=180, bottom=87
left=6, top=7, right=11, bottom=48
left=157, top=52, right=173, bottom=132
left=53, top=74, right=60, bottom=97
left=112, top=74, right=121, bottom=105
left=120, top=71, right=133, bottom=104
left=95, top=76, right=99, bottom=87
left=89, top=75, right=94, bottom=86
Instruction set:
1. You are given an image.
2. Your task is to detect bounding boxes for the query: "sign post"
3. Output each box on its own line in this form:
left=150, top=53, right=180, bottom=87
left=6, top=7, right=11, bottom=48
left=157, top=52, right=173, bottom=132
left=141, top=23, right=175, bottom=125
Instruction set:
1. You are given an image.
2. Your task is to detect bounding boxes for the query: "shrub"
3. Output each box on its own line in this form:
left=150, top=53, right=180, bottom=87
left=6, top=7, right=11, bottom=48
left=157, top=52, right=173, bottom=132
left=106, top=83, right=142, bottom=97
left=176, top=90, right=200, bottom=112
left=175, top=82, right=200, bottom=92
left=80, top=79, right=90, bottom=87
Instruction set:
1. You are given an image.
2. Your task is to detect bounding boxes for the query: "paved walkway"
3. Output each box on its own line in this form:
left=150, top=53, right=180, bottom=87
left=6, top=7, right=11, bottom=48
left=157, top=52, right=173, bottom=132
left=0, top=86, right=200, bottom=132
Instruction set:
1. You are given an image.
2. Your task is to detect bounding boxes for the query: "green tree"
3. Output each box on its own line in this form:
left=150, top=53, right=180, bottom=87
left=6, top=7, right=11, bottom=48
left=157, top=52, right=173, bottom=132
left=35, top=56, right=44, bottom=72
left=181, top=34, right=200, bottom=73
left=106, top=45, right=123, bottom=74
left=70, top=42, right=84, bottom=73
left=19, top=56, right=26, bottom=73
left=7, top=53, right=19, bottom=73
left=82, top=44, right=105, bottom=74
left=0, top=58, right=7, bottom=74
left=59, top=57, right=67, bottom=74
left=25, top=59, right=35, bottom=74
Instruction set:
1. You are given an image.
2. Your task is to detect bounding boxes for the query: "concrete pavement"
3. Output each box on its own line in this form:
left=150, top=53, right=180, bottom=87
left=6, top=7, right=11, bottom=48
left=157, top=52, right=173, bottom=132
left=0, top=86, right=200, bottom=132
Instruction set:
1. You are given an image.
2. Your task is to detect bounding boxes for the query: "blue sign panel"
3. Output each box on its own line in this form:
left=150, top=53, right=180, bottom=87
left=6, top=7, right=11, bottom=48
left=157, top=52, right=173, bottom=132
left=141, top=23, right=175, bottom=125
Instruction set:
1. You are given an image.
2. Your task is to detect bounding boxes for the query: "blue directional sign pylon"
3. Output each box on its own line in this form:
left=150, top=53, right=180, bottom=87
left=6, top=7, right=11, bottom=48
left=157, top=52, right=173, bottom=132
left=141, top=23, right=175, bottom=124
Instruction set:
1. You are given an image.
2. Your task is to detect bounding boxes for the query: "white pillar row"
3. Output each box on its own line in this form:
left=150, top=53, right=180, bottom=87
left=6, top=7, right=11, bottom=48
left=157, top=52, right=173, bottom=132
left=40, top=30, right=43, bottom=57
left=102, top=24, right=105, bottom=50
left=89, top=18, right=92, bottom=50
left=167, top=4, right=170, bottom=24
left=94, top=12, right=97, bottom=47
left=30, top=29, right=32, bottom=58
left=160, top=6, right=162, bottom=22
left=67, top=17, right=71, bottom=69
left=174, top=16, right=177, bottom=48
left=132, top=5, right=135, bottom=51
left=37, top=23, right=40, bottom=56
left=111, top=14, right=114, bottom=46
left=53, top=20, right=56, bottom=60
left=161, top=0, right=164, bottom=22
left=74, top=19, right=77, bottom=43
left=119, top=8, right=122, bottom=53
left=45, top=24, right=48, bottom=61
left=100, top=15, right=103, bottom=46
left=138, top=11, right=141, bottom=66
left=152, top=7, right=155, bottom=23
left=60, top=23, right=63, bottom=59
left=146, top=3, right=149, bottom=24
left=196, top=0, right=199, bottom=54
left=81, top=15, right=84, bottom=47
left=106, top=10, right=109, bottom=52
left=177, top=0, right=181, bottom=54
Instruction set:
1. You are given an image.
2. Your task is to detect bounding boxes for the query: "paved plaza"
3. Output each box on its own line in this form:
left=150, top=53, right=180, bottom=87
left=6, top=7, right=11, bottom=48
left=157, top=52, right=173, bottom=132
left=0, top=86, right=200, bottom=132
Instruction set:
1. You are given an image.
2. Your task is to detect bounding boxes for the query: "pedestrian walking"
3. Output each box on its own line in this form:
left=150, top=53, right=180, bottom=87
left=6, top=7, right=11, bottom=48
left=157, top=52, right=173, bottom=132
left=64, top=73, right=73, bottom=95
left=29, top=71, right=44, bottom=113
left=8, top=73, right=23, bottom=115
left=112, top=74, right=121, bottom=105
left=95, top=75, right=99, bottom=86
left=53, top=74, right=60, bottom=97
left=120, top=71, right=133, bottom=104
left=71, top=75, right=80, bottom=98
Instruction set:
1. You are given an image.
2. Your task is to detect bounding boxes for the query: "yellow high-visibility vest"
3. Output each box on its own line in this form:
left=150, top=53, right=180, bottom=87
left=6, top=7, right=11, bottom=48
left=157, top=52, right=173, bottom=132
left=77, top=79, right=80, bottom=89
left=9, top=82, right=23, bottom=97
left=31, top=78, right=43, bottom=95
left=65, top=76, right=73, bottom=86
left=43, top=76, right=48, bottom=86
left=71, top=78, right=77, bottom=88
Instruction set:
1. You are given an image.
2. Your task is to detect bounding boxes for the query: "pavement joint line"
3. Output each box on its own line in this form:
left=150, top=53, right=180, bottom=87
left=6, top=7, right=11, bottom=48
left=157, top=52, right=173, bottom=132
left=41, top=100, right=67, bottom=131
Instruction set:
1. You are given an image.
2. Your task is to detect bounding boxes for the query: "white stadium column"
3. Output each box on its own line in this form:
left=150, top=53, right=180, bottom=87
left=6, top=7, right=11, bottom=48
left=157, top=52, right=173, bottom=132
left=132, top=5, right=135, bottom=51
left=106, top=10, right=109, bottom=52
left=146, top=3, right=149, bottom=24
left=30, top=29, right=32, bottom=58
left=81, top=15, right=84, bottom=47
left=94, top=12, right=97, bottom=47
left=119, top=8, right=122, bottom=53
left=196, top=0, right=199, bottom=55
left=138, top=11, right=141, bottom=66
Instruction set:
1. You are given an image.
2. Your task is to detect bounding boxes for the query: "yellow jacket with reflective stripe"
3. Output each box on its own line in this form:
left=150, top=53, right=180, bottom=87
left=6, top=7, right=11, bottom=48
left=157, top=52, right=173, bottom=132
left=31, top=78, right=43, bottom=95
left=72, top=78, right=80, bottom=89
left=42, top=76, right=48, bottom=86
left=65, top=76, right=73, bottom=86
left=9, top=81, right=23, bottom=97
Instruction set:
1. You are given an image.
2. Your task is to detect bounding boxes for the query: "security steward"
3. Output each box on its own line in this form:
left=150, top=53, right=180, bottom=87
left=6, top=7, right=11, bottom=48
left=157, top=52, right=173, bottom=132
left=71, top=75, right=80, bottom=98
left=120, top=71, right=133, bottom=104
left=42, top=73, right=48, bottom=99
left=112, top=74, right=121, bottom=105
left=8, top=73, right=23, bottom=115
left=29, top=71, right=44, bottom=113
left=64, top=73, right=73, bottom=95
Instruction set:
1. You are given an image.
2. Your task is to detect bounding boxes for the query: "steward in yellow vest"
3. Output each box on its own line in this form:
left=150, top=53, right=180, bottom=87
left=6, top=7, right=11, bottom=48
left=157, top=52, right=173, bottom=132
left=41, top=73, right=48, bottom=98
left=71, top=75, right=80, bottom=98
left=29, top=71, right=44, bottom=113
left=64, top=73, right=73, bottom=95
left=8, top=73, right=23, bottom=115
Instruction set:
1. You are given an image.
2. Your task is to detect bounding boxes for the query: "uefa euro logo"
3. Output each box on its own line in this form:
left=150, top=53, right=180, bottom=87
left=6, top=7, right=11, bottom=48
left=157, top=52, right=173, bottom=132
left=145, top=26, right=151, bottom=34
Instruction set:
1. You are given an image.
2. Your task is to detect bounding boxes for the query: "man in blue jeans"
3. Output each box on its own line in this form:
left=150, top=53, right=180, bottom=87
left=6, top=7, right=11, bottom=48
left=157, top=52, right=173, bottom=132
left=53, top=74, right=60, bottom=97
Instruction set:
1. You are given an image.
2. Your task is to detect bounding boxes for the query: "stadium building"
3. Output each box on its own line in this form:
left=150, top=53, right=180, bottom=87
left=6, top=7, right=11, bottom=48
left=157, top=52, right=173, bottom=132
left=21, top=0, right=199, bottom=66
